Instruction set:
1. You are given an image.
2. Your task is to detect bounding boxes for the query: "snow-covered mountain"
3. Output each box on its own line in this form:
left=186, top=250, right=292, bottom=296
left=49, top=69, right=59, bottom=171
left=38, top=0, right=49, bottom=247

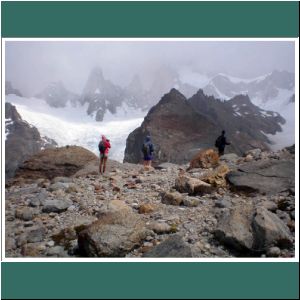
left=197, top=70, right=295, bottom=149
left=35, top=81, right=79, bottom=108
left=5, top=68, right=295, bottom=162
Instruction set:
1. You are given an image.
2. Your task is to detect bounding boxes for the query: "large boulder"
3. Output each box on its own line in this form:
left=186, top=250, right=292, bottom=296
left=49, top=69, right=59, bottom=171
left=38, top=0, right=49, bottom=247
left=78, top=201, right=149, bottom=257
left=226, top=160, right=295, bottom=194
left=252, top=207, right=293, bottom=250
left=214, top=205, right=254, bottom=252
left=14, top=146, right=98, bottom=182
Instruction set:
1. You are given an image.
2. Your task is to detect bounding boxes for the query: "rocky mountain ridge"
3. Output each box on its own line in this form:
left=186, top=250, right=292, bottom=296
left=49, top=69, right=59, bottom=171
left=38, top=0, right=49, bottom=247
left=124, top=88, right=285, bottom=164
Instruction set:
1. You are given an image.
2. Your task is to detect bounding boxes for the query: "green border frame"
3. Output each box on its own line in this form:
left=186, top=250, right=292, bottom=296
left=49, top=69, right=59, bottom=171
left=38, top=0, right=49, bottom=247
left=1, top=1, right=299, bottom=37
left=1, top=1, right=299, bottom=299
left=1, top=262, right=299, bottom=299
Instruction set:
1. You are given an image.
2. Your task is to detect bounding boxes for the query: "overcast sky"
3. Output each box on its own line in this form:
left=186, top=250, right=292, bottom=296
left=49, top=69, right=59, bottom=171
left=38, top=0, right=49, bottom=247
left=6, top=40, right=295, bottom=96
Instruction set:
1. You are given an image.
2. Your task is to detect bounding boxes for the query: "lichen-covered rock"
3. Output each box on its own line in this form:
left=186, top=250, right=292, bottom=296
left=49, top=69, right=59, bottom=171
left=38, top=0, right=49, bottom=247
left=188, top=149, right=219, bottom=170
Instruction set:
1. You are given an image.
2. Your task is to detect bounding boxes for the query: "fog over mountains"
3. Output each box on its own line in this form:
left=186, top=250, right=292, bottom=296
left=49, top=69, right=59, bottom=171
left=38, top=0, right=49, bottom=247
left=5, top=41, right=295, bottom=163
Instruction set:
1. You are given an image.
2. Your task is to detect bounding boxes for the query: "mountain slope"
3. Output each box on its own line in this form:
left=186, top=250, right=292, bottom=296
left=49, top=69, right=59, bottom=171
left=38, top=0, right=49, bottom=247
left=5, top=102, right=57, bottom=181
left=124, top=89, right=285, bottom=164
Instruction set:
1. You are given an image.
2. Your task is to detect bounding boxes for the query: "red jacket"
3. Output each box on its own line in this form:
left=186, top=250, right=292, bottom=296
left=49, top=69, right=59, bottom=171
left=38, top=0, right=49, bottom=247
left=103, top=140, right=111, bottom=154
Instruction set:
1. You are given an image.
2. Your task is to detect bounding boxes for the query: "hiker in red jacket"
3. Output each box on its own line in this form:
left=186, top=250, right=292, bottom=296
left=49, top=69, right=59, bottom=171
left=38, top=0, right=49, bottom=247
left=98, top=135, right=111, bottom=174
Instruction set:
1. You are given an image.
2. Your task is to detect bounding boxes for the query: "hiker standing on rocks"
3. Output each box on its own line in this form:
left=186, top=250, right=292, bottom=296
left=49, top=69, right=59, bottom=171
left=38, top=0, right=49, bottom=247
left=142, top=135, right=154, bottom=169
left=98, top=135, right=111, bottom=174
left=215, top=130, right=230, bottom=156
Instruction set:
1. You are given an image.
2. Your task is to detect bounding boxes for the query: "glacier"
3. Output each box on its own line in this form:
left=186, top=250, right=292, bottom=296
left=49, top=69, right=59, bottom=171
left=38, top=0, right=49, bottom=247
left=5, top=94, right=144, bottom=162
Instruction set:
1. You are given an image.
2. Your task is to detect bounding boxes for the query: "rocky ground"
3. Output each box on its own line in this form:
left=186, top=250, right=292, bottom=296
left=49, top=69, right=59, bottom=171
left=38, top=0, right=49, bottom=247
left=5, top=146, right=295, bottom=258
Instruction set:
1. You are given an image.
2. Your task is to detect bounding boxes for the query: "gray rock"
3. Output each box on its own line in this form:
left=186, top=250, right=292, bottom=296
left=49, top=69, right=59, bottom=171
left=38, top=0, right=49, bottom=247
left=215, top=197, right=232, bottom=209
left=267, top=246, right=281, bottom=257
left=290, top=210, right=295, bottom=220
left=26, top=227, right=46, bottom=243
left=15, top=207, right=35, bottom=221
left=143, top=235, right=192, bottom=257
left=48, top=182, right=70, bottom=192
left=260, top=200, right=277, bottom=212
left=155, top=163, right=178, bottom=170
left=220, top=153, right=240, bottom=164
left=214, top=205, right=254, bottom=251
left=52, top=177, right=73, bottom=184
left=42, top=199, right=72, bottom=213
left=227, top=160, right=295, bottom=194
left=29, top=197, right=40, bottom=207
left=16, top=233, right=28, bottom=247
left=252, top=207, right=293, bottom=250
left=5, top=237, right=17, bottom=251
left=46, top=246, right=68, bottom=257
left=183, top=196, right=201, bottom=207
left=78, top=203, right=149, bottom=257
left=276, top=210, right=291, bottom=224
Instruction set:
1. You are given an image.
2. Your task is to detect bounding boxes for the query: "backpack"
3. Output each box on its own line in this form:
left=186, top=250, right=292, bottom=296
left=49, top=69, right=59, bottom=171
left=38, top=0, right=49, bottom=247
left=142, top=143, right=150, bottom=156
left=215, top=136, right=222, bottom=148
left=98, top=141, right=106, bottom=153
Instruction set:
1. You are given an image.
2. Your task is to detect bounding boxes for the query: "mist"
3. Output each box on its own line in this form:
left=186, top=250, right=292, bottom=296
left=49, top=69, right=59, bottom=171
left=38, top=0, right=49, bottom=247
left=5, top=40, right=295, bottom=96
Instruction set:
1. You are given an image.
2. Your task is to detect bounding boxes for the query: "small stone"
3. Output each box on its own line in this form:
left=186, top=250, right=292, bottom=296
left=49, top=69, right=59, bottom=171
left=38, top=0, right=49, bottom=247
left=139, top=204, right=156, bottom=214
left=183, top=196, right=201, bottom=207
left=5, top=237, right=17, bottom=251
left=47, top=240, right=55, bottom=247
left=42, top=199, right=72, bottom=213
left=21, top=244, right=41, bottom=257
left=149, top=222, right=172, bottom=234
left=267, top=247, right=281, bottom=257
left=24, top=221, right=34, bottom=227
left=26, top=227, right=46, bottom=243
left=52, top=177, right=73, bottom=184
left=48, top=182, right=69, bottom=192
left=161, top=192, right=183, bottom=206
left=215, top=198, right=231, bottom=209
left=29, top=197, right=40, bottom=207
left=15, top=207, right=34, bottom=221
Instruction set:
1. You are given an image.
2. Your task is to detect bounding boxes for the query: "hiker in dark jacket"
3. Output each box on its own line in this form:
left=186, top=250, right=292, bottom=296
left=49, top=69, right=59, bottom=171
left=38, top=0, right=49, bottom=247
left=142, top=135, right=154, bottom=169
left=215, top=130, right=230, bottom=156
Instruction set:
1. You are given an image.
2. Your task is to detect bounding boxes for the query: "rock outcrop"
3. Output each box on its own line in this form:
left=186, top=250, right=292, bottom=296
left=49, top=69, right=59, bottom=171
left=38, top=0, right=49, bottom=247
left=5, top=102, right=57, bottom=181
left=226, top=159, right=295, bottom=194
left=124, top=89, right=219, bottom=164
left=12, top=146, right=98, bottom=183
